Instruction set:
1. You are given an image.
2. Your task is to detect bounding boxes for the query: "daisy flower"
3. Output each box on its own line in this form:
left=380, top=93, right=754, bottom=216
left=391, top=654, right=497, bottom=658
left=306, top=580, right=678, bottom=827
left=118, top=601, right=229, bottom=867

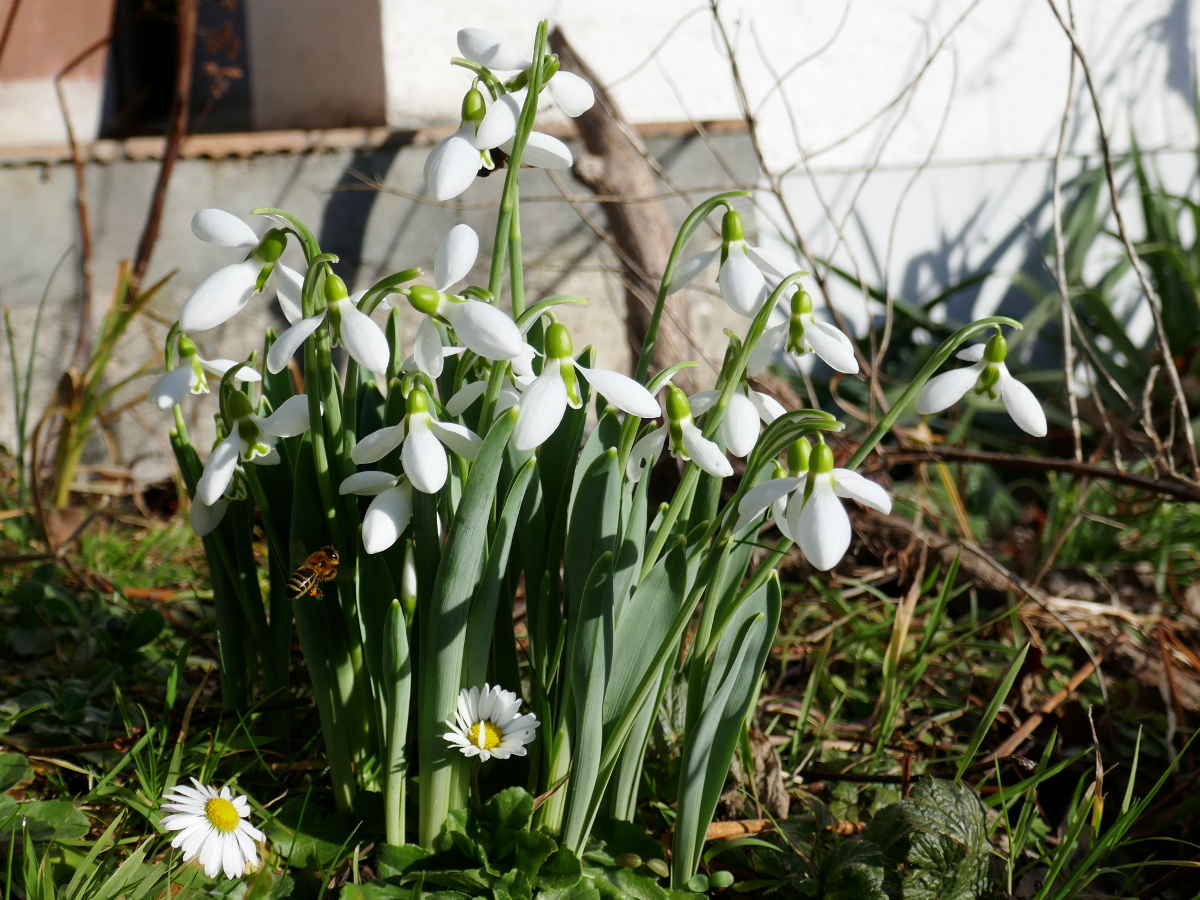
left=159, top=779, right=264, bottom=880
left=443, top=683, right=539, bottom=761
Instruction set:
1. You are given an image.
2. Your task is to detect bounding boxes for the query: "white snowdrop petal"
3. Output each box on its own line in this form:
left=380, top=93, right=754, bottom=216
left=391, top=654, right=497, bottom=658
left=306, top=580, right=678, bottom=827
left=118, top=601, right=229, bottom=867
left=798, top=477, right=851, bottom=571
left=267, top=313, right=325, bottom=374
left=430, top=420, right=483, bottom=461
left=259, top=394, right=311, bottom=437
left=179, top=260, right=261, bottom=332
left=831, top=469, right=892, bottom=514
left=250, top=444, right=281, bottom=466
left=576, top=365, right=660, bottom=417
left=957, top=344, right=987, bottom=362
left=339, top=470, right=398, bottom=496
left=734, top=476, right=803, bottom=533
left=427, top=127, right=483, bottom=201
left=403, top=419, right=449, bottom=494
left=197, top=431, right=240, bottom=506
left=440, top=299, right=522, bottom=360
left=353, top=422, right=407, bottom=464
left=688, top=390, right=720, bottom=416
left=362, top=485, right=413, bottom=554
left=748, top=388, right=786, bottom=423
left=446, top=380, right=489, bottom=416
left=457, top=27, right=530, bottom=71
left=148, top=366, right=195, bottom=410
left=189, top=498, right=227, bottom=537
left=474, top=93, right=521, bottom=150
left=774, top=495, right=795, bottom=541
left=721, top=390, right=762, bottom=458
left=435, top=224, right=481, bottom=291
left=914, top=362, right=984, bottom=415
left=339, top=301, right=391, bottom=375
left=747, top=321, right=787, bottom=377
left=496, top=384, right=522, bottom=413
left=719, top=248, right=768, bottom=317
left=548, top=70, right=594, bottom=116
left=998, top=365, right=1048, bottom=437
left=804, top=319, right=860, bottom=374
left=275, top=264, right=305, bottom=325
left=626, top=427, right=667, bottom=482
left=513, top=369, right=569, bottom=451
left=680, top=422, right=733, bottom=477
left=191, top=209, right=259, bottom=248
left=667, top=249, right=719, bottom=295
left=199, top=358, right=260, bottom=382
left=414, top=315, right=446, bottom=378
left=745, top=244, right=799, bottom=282
left=505, top=131, right=573, bottom=169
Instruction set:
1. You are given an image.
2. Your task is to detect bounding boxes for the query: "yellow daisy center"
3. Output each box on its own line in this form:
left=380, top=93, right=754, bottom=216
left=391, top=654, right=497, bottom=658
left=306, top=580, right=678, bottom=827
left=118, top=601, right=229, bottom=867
left=204, top=797, right=240, bottom=833
left=467, top=720, right=503, bottom=750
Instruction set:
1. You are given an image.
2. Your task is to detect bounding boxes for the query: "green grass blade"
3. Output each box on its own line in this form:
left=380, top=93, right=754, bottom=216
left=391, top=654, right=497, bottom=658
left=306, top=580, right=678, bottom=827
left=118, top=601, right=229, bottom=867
left=955, top=642, right=1030, bottom=781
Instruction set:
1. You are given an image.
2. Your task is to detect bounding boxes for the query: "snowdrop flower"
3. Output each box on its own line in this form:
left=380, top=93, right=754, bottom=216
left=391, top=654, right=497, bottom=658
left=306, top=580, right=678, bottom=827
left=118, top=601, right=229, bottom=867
left=147, top=335, right=259, bottom=410
left=267, top=273, right=389, bottom=376
left=733, top=438, right=813, bottom=539
left=350, top=386, right=481, bottom=494
left=688, top=383, right=785, bottom=459
left=915, top=332, right=1046, bottom=437
left=667, top=209, right=794, bottom=318
left=406, top=225, right=489, bottom=378
left=627, top=383, right=734, bottom=481
left=406, top=282, right=523, bottom=373
left=340, top=471, right=413, bottom=555
left=443, top=683, right=539, bottom=762
left=159, top=779, right=264, bottom=880
left=178, top=209, right=303, bottom=333
left=513, top=323, right=660, bottom=451
left=189, top=496, right=228, bottom=538
left=796, top=442, right=892, bottom=571
left=748, top=288, right=859, bottom=376
left=458, top=27, right=595, bottom=118
left=196, top=392, right=310, bottom=506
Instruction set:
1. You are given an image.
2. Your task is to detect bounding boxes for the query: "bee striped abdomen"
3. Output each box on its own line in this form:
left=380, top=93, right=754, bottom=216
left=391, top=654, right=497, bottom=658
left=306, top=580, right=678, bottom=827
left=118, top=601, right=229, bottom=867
left=286, top=546, right=340, bottom=599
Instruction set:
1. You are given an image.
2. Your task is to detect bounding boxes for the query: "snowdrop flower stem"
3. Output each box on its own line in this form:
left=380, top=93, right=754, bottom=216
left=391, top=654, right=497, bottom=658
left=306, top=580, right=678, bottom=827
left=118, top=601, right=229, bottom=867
left=843, top=315, right=1023, bottom=471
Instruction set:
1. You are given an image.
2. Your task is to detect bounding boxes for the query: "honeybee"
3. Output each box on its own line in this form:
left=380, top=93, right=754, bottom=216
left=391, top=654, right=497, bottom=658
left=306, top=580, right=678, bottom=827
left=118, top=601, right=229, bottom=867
left=287, top=546, right=340, bottom=599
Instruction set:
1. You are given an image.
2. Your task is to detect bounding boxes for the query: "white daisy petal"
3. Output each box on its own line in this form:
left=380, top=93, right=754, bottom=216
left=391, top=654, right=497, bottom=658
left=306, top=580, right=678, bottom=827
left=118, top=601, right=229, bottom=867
left=721, top=390, right=762, bottom=458
left=179, top=260, right=262, bottom=332
left=353, top=422, right=407, bottom=464
left=258, top=394, right=311, bottom=437
left=719, top=246, right=768, bottom=317
left=680, top=422, right=733, bottom=477
left=803, top=318, right=859, bottom=374
left=575, top=365, right=660, bottom=418
left=513, top=368, right=569, bottom=451
left=831, top=469, right=892, bottom=514
left=362, top=484, right=414, bottom=554
left=914, top=361, right=985, bottom=415
left=148, top=365, right=196, bottom=410
left=998, top=365, right=1048, bottom=437
left=457, top=28, right=530, bottom=71
left=798, top=475, right=851, bottom=571
left=191, top=209, right=258, bottom=248
left=197, top=431, right=240, bottom=506
left=439, top=299, right=523, bottom=361
left=430, top=420, right=483, bottom=461
left=414, top=315, right=446, bottom=378
left=435, top=224, right=481, bottom=291
left=339, top=470, right=398, bottom=496
left=267, top=313, right=325, bottom=374
left=474, top=92, right=522, bottom=150
left=548, top=70, right=594, bottom=116
left=403, top=418, right=449, bottom=494
left=338, top=300, right=391, bottom=375
left=427, top=124, right=484, bottom=201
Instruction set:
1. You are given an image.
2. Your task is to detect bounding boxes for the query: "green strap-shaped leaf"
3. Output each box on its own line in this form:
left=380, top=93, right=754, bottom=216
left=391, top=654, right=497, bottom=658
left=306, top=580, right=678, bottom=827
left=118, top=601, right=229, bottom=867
left=563, top=448, right=621, bottom=626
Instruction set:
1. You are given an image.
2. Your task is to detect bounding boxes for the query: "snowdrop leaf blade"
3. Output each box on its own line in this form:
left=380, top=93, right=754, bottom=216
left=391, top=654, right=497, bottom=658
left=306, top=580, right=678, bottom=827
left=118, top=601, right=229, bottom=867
left=914, top=361, right=985, bottom=415
left=339, top=301, right=391, bottom=375
left=435, top=223, right=480, bottom=290
left=576, top=365, right=660, bottom=417
left=667, top=249, right=718, bottom=295
left=197, top=432, right=240, bottom=506
left=999, top=366, right=1048, bottom=437
left=549, top=70, right=595, bottom=116
left=804, top=319, right=860, bottom=374
left=513, top=369, right=569, bottom=451
left=267, top=313, right=324, bottom=374
left=403, top=419, right=449, bottom=493
left=148, top=366, right=195, bottom=409
left=259, top=394, right=310, bottom=437
left=831, top=469, right=892, bottom=514
left=191, top=208, right=258, bottom=248
left=353, top=423, right=406, bottom=464
left=363, top=485, right=413, bottom=554
left=339, top=470, right=398, bottom=496
left=430, top=420, right=483, bottom=461
left=457, top=27, right=530, bottom=71
left=798, top=477, right=851, bottom=571
left=179, top=260, right=261, bottom=332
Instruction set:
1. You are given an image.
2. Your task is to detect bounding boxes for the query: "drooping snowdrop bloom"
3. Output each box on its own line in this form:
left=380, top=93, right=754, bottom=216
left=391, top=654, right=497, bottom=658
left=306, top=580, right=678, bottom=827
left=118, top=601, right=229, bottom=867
left=267, top=273, right=390, bottom=376
left=196, top=392, right=310, bottom=506
left=458, top=27, right=595, bottom=117
left=512, top=323, right=660, bottom=451
left=796, top=442, right=892, bottom=572
left=189, top=496, right=229, bottom=538
left=688, top=383, right=786, bottom=458
left=159, top=779, right=264, bottom=879
left=178, top=209, right=304, bottom=333
left=733, top=438, right=813, bottom=539
left=915, top=331, right=1046, bottom=437
left=350, top=386, right=482, bottom=494
left=626, top=384, right=734, bottom=481
left=406, top=282, right=523, bottom=372
left=443, top=683, right=539, bottom=762
left=748, top=288, right=859, bottom=376
left=405, top=225, right=486, bottom=378
left=339, top=471, right=413, bottom=555
left=666, top=209, right=796, bottom=318
left=147, top=334, right=260, bottom=410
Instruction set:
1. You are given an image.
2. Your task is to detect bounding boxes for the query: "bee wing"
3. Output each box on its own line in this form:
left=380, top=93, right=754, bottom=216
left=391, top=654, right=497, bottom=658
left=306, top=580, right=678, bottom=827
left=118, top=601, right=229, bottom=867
left=289, top=539, right=311, bottom=570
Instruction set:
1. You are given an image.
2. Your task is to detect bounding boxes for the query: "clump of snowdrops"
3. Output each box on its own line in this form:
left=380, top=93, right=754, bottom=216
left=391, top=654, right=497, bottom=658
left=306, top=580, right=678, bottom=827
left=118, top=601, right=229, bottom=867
left=150, top=20, right=1038, bottom=888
